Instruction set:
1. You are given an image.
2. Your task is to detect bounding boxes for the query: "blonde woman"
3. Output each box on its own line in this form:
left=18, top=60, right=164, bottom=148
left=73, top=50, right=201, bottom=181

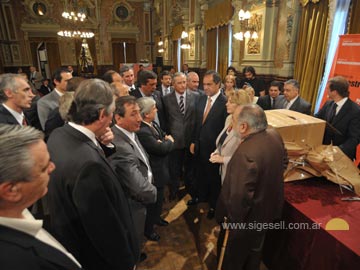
left=209, top=89, right=251, bottom=183
left=245, top=86, right=259, bottom=104
left=222, top=74, right=237, bottom=98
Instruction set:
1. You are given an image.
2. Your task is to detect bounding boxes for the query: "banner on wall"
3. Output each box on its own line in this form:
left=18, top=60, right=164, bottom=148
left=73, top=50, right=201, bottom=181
left=319, top=34, right=360, bottom=165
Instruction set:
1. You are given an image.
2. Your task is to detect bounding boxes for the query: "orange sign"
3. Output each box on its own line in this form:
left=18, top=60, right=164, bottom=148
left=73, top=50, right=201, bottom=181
left=320, top=34, right=360, bottom=107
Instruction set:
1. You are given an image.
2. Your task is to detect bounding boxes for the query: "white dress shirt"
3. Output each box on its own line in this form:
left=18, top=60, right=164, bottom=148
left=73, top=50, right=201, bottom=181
left=2, top=103, right=26, bottom=126
left=0, top=209, right=81, bottom=267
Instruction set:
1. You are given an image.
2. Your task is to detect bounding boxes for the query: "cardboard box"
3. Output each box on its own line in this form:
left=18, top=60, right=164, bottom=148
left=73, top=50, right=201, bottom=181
left=265, top=109, right=326, bottom=148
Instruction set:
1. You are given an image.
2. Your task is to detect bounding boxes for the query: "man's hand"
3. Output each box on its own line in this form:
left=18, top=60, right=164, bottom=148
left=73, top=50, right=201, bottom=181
left=190, top=143, right=195, bottom=154
left=209, top=153, right=224, bottom=164
left=98, top=127, right=114, bottom=145
left=165, top=135, right=174, bottom=143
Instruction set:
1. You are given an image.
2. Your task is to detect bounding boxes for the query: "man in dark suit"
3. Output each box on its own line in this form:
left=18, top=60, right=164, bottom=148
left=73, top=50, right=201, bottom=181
left=257, top=80, right=282, bottom=110
left=187, top=71, right=204, bottom=96
left=157, top=70, right=173, bottom=97
left=0, top=124, right=81, bottom=270
left=136, top=97, right=174, bottom=240
left=120, top=65, right=136, bottom=92
left=0, top=73, right=35, bottom=126
left=182, top=63, right=190, bottom=75
left=38, top=78, right=53, bottom=96
left=275, top=79, right=311, bottom=115
left=47, top=79, right=139, bottom=270
left=110, top=96, right=157, bottom=256
left=130, top=70, right=166, bottom=130
left=216, top=105, right=286, bottom=270
left=163, top=72, right=197, bottom=199
left=37, top=68, right=72, bottom=130
left=189, top=70, right=228, bottom=219
left=315, top=76, right=360, bottom=160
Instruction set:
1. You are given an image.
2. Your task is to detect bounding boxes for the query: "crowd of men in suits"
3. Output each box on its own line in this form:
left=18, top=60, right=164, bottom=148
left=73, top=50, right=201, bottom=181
left=0, top=64, right=359, bottom=270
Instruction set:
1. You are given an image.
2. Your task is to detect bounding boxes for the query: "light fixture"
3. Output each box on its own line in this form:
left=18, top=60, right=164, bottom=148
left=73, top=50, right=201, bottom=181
left=180, top=41, right=191, bottom=50
left=157, top=37, right=164, bottom=53
left=62, top=0, right=87, bottom=22
left=57, top=0, right=94, bottom=38
left=57, top=30, right=94, bottom=38
left=181, top=31, right=188, bottom=39
left=233, top=9, right=258, bottom=41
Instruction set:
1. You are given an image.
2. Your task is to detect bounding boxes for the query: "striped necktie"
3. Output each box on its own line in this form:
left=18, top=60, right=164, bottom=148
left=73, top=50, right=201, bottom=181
left=179, top=95, right=185, bottom=115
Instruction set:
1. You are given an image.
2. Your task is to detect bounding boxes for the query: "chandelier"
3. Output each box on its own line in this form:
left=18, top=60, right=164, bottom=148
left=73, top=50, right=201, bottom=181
left=62, top=11, right=86, bottom=22
left=158, top=39, right=164, bottom=53
left=57, top=0, right=94, bottom=38
left=233, top=9, right=258, bottom=41
left=61, top=0, right=86, bottom=21
left=180, top=31, right=191, bottom=50
left=57, top=30, right=94, bottom=38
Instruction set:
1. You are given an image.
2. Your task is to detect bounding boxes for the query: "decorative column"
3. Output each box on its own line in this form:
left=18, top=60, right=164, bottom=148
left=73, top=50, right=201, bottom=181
left=277, top=0, right=302, bottom=77
left=231, top=0, right=243, bottom=69
left=199, top=0, right=208, bottom=69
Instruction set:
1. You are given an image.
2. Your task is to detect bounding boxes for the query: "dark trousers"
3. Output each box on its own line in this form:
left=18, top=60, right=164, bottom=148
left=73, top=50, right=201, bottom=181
left=168, top=148, right=195, bottom=196
left=217, top=228, right=265, bottom=270
left=144, top=186, right=164, bottom=235
left=194, top=158, right=221, bottom=209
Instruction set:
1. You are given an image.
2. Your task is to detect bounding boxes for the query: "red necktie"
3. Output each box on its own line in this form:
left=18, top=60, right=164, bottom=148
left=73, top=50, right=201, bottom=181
left=22, top=117, right=28, bottom=126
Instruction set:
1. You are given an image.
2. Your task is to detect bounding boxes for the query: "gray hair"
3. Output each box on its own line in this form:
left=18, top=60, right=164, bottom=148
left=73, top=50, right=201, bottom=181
left=59, top=92, right=74, bottom=121
left=284, top=79, right=300, bottom=91
left=187, top=71, right=199, bottom=81
left=237, top=104, right=268, bottom=132
left=68, top=79, right=114, bottom=125
left=137, top=97, right=156, bottom=118
left=0, top=124, right=44, bottom=183
left=172, top=72, right=186, bottom=83
left=0, top=73, right=23, bottom=102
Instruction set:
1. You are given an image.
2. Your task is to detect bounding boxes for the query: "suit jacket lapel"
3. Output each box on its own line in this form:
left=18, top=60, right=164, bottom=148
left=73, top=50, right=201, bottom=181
left=114, top=127, right=149, bottom=167
left=65, top=124, right=114, bottom=172
left=169, top=92, right=181, bottom=115
left=203, top=94, right=223, bottom=125
left=0, top=105, right=19, bottom=125
left=0, top=225, right=80, bottom=269
left=222, top=128, right=235, bottom=147
left=185, top=90, right=193, bottom=117
left=289, top=97, right=300, bottom=111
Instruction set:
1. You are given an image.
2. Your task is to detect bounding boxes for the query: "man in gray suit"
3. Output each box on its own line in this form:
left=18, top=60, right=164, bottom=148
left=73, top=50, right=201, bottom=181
left=163, top=72, right=197, bottom=200
left=37, top=68, right=72, bottom=129
left=29, top=66, right=43, bottom=90
left=110, top=96, right=157, bottom=261
left=157, top=70, right=173, bottom=97
left=275, top=79, right=311, bottom=115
